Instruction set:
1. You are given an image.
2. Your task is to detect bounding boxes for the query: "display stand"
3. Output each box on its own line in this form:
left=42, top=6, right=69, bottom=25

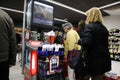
left=23, top=0, right=65, bottom=80
left=37, top=44, right=64, bottom=80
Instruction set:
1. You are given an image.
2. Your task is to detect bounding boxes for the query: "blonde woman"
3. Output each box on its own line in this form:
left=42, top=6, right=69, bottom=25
left=78, top=7, right=111, bottom=80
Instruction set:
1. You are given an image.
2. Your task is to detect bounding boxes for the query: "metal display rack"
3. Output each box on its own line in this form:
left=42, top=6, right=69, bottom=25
left=22, top=0, right=65, bottom=80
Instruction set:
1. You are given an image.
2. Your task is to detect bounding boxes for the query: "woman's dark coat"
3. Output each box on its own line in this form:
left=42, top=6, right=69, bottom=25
left=78, top=22, right=111, bottom=75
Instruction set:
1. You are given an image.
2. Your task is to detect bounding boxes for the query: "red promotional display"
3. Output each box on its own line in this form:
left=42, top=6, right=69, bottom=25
left=30, top=51, right=38, bottom=76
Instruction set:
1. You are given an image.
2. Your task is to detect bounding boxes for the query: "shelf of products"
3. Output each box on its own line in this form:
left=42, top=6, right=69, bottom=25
left=109, top=28, right=120, bottom=61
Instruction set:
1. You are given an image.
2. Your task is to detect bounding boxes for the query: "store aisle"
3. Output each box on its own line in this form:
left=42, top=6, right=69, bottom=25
left=9, top=62, right=24, bottom=80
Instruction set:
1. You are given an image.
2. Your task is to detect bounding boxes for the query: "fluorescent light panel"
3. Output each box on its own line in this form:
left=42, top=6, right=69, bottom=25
left=45, top=0, right=86, bottom=15
left=54, top=18, right=68, bottom=22
left=99, top=1, right=120, bottom=9
left=0, top=7, right=23, bottom=13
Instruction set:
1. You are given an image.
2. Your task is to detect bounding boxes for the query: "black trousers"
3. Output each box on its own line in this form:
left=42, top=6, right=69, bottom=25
left=0, top=61, right=9, bottom=80
left=74, top=60, right=89, bottom=80
left=74, top=67, right=83, bottom=80
left=74, top=63, right=84, bottom=80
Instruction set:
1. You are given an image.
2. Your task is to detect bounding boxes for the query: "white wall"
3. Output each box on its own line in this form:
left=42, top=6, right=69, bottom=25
left=103, top=15, right=120, bottom=30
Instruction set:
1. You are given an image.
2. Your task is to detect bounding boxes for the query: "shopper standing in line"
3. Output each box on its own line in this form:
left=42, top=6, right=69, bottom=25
left=78, top=7, right=111, bottom=80
left=62, top=22, right=81, bottom=80
left=54, top=28, right=63, bottom=44
left=74, top=20, right=87, bottom=80
left=0, top=9, right=17, bottom=80
left=77, top=20, right=86, bottom=38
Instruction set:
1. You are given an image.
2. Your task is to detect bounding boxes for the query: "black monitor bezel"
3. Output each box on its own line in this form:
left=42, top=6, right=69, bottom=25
left=26, top=0, right=54, bottom=30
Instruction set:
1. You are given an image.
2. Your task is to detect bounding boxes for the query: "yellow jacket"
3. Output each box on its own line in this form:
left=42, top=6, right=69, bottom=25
left=64, top=28, right=81, bottom=57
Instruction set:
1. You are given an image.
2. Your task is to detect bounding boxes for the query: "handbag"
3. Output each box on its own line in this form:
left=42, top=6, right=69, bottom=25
left=76, top=47, right=89, bottom=77
left=67, top=44, right=80, bottom=69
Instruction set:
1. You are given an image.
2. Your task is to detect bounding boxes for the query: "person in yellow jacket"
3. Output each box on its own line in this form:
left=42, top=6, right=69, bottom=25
left=62, top=22, right=81, bottom=80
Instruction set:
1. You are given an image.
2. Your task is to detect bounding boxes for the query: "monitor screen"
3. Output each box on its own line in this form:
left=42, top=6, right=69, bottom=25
left=32, top=1, right=54, bottom=26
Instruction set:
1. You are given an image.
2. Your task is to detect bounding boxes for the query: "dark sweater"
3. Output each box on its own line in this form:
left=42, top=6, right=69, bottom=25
left=0, top=9, right=17, bottom=65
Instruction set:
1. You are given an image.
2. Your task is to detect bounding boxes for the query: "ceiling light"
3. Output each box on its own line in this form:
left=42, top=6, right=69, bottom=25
left=0, top=7, right=23, bottom=13
left=45, top=0, right=86, bottom=15
left=99, top=1, right=120, bottom=9
left=54, top=18, right=68, bottom=22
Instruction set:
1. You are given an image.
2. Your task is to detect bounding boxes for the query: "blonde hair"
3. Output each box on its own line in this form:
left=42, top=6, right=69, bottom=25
left=86, top=7, right=103, bottom=24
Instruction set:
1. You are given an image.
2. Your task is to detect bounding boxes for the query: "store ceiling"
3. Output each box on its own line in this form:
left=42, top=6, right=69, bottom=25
left=104, top=4, right=120, bottom=16
left=0, top=0, right=120, bottom=26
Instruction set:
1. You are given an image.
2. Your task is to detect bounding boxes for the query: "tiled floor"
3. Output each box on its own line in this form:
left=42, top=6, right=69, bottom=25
left=9, top=62, right=24, bottom=80
left=9, top=59, right=119, bottom=80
